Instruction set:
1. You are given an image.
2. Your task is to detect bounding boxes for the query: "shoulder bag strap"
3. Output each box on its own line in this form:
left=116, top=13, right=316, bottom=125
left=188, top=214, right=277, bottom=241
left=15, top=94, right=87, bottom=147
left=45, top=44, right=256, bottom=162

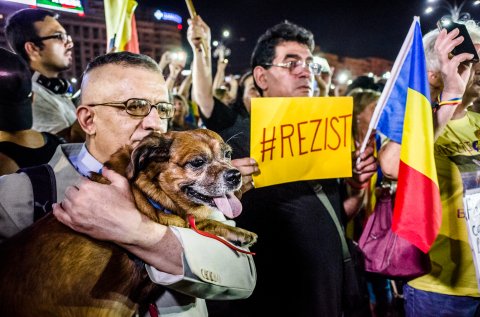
left=309, top=181, right=351, bottom=262
left=18, top=164, right=57, bottom=222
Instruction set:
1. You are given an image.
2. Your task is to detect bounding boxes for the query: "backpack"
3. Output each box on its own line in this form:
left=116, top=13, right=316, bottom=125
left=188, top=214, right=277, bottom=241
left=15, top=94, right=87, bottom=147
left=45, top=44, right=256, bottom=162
left=17, top=164, right=57, bottom=222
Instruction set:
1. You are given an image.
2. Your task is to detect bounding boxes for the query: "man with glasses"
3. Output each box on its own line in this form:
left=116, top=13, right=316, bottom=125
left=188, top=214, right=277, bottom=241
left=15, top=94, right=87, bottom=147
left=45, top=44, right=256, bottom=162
left=0, top=51, right=256, bottom=316
left=190, top=18, right=376, bottom=317
left=5, top=8, right=82, bottom=142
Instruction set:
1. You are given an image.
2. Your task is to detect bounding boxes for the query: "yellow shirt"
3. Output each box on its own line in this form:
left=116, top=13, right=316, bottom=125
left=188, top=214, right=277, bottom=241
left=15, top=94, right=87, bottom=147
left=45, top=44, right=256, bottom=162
left=409, top=112, right=480, bottom=296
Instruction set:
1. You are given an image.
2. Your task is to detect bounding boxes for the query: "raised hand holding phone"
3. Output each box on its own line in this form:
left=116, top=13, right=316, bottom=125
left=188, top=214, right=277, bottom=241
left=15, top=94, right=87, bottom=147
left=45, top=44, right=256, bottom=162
left=437, top=19, right=479, bottom=63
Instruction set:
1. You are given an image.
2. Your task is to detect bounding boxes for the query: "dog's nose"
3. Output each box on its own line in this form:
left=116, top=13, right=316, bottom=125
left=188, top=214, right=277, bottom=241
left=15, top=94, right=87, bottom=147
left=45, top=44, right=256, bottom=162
left=224, top=169, right=241, bottom=186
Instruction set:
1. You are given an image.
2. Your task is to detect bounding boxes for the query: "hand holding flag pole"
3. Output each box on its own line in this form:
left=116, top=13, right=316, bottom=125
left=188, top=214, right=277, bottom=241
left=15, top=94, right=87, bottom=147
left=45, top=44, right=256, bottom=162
left=185, top=0, right=208, bottom=58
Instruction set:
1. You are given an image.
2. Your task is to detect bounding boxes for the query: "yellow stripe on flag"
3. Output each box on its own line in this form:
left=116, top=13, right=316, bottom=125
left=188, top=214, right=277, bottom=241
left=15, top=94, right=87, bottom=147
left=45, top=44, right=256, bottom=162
left=104, top=0, right=138, bottom=52
left=400, top=88, right=438, bottom=186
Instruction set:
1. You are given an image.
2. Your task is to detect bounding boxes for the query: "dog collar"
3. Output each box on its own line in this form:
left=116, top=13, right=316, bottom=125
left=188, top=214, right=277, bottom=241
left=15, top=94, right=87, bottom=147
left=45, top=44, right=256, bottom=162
left=147, top=197, right=173, bottom=214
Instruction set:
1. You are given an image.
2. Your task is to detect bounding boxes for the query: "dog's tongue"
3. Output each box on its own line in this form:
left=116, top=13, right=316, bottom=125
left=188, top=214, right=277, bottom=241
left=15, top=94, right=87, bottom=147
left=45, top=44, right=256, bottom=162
left=213, top=194, right=242, bottom=219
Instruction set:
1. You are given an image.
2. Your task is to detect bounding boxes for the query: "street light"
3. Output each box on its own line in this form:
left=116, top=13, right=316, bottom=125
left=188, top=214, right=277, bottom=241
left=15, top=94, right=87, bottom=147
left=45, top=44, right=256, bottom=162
left=222, top=30, right=230, bottom=38
left=424, top=0, right=479, bottom=21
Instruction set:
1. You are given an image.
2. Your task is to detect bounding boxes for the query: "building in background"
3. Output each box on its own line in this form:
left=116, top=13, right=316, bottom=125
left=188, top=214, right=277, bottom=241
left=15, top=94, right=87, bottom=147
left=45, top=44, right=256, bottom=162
left=0, top=0, right=183, bottom=84
left=316, top=50, right=393, bottom=95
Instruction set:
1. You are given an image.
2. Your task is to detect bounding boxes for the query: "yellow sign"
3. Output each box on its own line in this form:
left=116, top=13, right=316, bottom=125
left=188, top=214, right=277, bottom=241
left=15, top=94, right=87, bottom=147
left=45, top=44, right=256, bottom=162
left=250, top=97, right=353, bottom=188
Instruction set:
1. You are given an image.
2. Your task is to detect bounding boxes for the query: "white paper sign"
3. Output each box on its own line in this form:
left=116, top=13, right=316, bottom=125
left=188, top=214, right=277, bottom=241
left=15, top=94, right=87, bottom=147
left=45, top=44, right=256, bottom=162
left=463, top=188, right=480, bottom=292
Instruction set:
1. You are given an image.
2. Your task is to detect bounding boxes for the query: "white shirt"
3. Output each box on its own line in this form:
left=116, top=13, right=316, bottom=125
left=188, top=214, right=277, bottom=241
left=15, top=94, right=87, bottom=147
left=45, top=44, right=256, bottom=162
left=31, top=72, right=76, bottom=134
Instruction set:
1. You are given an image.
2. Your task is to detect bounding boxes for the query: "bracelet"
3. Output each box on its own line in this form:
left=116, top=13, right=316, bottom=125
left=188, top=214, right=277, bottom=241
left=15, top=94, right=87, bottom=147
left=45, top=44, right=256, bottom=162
left=438, top=99, right=462, bottom=107
left=346, top=179, right=369, bottom=190
left=438, top=93, right=462, bottom=105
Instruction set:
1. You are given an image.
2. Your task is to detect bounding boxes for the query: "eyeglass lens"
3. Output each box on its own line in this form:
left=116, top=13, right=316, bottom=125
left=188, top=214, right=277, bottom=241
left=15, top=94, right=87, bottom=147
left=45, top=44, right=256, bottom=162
left=126, top=99, right=173, bottom=118
left=290, top=61, right=321, bottom=75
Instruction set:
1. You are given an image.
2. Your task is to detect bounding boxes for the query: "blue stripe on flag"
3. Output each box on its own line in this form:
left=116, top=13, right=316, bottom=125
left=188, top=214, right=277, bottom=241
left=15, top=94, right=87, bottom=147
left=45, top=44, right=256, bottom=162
left=376, top=22, right=431, bottom=144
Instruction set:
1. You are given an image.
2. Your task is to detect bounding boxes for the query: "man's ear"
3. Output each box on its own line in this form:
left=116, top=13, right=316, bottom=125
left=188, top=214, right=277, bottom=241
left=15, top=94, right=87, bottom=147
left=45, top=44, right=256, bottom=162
left=76, top=105, right=95, bottom=135
left=253, top=65, right=268, bottom=92
left=24, top=42, right=41, bottom=62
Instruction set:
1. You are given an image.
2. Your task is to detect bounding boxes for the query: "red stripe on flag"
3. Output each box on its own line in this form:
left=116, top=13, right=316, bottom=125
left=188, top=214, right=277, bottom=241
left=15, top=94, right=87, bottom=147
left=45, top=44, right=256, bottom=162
left=392, top=160, right=442, bottom=253
left=124, top=14, right=139, bottom=53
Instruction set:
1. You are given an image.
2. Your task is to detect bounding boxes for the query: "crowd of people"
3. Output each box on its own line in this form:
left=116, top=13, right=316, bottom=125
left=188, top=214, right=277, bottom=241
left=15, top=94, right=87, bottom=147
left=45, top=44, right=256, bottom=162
left=0, top=5, right=480, bottom=317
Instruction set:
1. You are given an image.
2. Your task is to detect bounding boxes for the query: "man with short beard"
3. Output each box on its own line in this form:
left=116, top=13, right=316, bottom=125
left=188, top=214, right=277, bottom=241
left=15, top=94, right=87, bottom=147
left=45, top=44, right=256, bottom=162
left=5, top=8, right=82, bottom=142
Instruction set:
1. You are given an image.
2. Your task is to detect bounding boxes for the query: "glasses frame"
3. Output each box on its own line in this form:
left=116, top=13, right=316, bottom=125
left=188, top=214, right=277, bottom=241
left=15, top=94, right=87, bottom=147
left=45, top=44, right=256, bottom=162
left=89, top=98, right=175, bottom=119
left=263, top=60, right=322, bottom=75
left=32, top=33, right=72, bottom=44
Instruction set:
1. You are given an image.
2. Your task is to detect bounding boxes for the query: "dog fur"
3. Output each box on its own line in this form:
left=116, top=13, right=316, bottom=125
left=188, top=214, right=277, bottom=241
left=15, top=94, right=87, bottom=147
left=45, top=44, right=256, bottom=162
left=0, top=129, right=257, bottom=317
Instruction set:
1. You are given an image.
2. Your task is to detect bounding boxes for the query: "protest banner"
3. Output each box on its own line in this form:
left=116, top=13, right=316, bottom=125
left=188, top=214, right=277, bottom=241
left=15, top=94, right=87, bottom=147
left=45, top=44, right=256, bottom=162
left=250, top=96, right=353, bottom=187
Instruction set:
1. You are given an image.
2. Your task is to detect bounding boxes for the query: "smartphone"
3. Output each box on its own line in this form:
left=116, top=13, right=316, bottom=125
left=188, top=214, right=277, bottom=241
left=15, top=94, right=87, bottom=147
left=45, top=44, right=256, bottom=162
left=437, top=20, right=479, bottom=63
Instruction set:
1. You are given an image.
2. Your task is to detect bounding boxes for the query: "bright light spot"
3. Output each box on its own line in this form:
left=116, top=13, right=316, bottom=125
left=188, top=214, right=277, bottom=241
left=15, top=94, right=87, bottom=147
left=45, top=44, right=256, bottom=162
left=427, top=0, right=437, bottom=3
left=475, top=0, right=480, bottom=5
left=368, top=72, right=374, bottom=78
left=425, top=7, right=434, bottom=14
left=181, top=69, right=192, bottom=76
left=212, top=40, right=219, bottom=47
left=347, top=79, right=353, bottom=85
left=382, top=71, right=391, bottom=79
left=442, top=20, right=452, bottom=27
left=337, top=72, right=349, bottom=84
left=71, top=77, right=77, bottom=84
left=222, top=30, right=230, bottom=38
left=154, top=10, right=164, bottom=20
left=330, top=84, right=336, bottom=89
left=177, top=51, right=187, bottom=61
left=177, top=24, right=182, bottom=30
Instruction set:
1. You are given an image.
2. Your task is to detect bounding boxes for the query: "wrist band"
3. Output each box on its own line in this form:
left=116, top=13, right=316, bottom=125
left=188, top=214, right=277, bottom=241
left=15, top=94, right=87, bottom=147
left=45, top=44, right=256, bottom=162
left=438, top=93, right=462, bottom=105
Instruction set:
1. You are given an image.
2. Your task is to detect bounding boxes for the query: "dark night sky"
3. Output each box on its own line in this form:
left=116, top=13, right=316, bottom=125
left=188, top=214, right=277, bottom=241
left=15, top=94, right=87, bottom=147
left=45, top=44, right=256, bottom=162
left=141, top=0, right=480, bottom=73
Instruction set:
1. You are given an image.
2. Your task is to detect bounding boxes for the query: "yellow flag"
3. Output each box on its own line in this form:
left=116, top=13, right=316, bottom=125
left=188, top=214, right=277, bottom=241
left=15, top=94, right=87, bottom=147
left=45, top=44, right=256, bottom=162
left=104, top=0, right=139, bottom=53
left=250, top=97, right=353, bottom=187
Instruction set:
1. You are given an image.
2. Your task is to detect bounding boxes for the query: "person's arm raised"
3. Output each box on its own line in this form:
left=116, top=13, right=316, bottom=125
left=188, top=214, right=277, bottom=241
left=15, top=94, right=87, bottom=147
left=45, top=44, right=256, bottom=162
left=433, top=28, right=474, bottom=140
left=188, top=16, right=214, bottom=118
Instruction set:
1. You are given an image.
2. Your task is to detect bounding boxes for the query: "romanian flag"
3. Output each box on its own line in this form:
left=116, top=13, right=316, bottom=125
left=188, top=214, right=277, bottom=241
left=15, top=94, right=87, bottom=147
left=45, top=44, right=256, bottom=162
left=375, top=18, right=441, bottom=253
left=104, top=0, right=139, bottom=53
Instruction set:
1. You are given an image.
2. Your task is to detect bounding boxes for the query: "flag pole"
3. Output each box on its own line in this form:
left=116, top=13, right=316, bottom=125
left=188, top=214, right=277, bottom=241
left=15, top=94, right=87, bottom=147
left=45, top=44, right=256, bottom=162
left=357, top=17, right=419, bottom=161
left=185, top=0, right=208, bottom=59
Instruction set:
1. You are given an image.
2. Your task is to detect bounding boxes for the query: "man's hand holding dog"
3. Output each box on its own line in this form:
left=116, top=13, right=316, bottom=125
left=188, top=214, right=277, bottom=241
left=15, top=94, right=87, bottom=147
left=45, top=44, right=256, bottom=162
left=53, top=168, right=183, bottom=275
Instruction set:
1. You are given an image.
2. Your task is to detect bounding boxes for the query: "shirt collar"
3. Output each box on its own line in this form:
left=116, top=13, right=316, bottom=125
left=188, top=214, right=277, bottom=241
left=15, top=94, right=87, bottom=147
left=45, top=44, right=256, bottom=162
left=69, top=143, right=103, bottom=177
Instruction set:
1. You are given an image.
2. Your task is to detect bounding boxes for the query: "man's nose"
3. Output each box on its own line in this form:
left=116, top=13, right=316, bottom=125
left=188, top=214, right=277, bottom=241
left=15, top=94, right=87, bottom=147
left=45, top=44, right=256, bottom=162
left=141, top=107, right=165, bottom=132
left=300, top=64, right=313, bottom=77
left=65, top=39, right=74, bottom=49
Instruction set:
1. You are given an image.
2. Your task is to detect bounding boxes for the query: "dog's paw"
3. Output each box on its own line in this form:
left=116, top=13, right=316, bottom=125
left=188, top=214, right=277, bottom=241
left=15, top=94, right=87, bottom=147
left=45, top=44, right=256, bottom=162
left=195, top=220, right=258, bottom=248
left=226, top=227, right=258, bottom=248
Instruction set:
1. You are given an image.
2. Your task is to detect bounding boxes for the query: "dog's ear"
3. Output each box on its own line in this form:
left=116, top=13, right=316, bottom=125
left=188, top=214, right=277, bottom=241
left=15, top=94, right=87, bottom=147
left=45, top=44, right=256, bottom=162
left=126, top=133, right=173, bottom=180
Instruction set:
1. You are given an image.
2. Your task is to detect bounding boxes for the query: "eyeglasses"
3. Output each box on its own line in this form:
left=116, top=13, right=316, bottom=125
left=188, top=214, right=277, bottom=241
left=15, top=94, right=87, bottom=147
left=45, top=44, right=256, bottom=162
left=33, top=33, right=72, bottom=44
left=263, top=60, right=322, bottom=75
left=89, top=98, right=175, bottom=119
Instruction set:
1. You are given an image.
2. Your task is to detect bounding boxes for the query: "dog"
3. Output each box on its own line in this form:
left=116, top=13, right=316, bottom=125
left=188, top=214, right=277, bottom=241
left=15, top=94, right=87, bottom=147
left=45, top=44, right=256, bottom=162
left=0, top=129, right=257, bottom=317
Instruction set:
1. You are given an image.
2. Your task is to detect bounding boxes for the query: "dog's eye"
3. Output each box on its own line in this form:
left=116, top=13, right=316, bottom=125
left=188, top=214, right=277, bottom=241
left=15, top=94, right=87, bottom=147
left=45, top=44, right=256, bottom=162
left=188, top=158, right=205, bottom=168
left=224, top=150, right=232, bottom=160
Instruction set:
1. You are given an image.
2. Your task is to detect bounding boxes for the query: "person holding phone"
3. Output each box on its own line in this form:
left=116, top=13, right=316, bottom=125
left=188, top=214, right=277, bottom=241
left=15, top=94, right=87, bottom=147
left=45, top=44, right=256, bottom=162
left=379, top=20, right=480, bottom=317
